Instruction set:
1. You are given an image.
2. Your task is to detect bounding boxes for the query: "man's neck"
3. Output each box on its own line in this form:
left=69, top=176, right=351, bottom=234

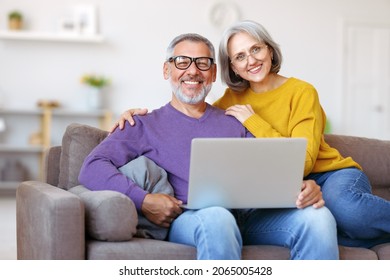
left=170, top=96, right=208, bottom=119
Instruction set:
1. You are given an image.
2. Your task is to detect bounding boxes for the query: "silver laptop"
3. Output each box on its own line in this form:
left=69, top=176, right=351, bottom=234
left=184, top=137, right=307, bottom=209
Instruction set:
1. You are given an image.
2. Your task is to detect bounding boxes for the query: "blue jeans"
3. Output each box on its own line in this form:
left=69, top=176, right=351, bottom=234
left=168, top=206, right=338, bottom=260
left=305, top=167, right=390, bottom=248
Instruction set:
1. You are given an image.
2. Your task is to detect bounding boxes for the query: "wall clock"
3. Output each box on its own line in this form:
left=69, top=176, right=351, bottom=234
left=209, top=1, right=241, bottom=29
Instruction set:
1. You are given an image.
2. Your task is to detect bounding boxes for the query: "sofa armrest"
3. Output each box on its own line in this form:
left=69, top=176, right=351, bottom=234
left=16, top=181, right=85, bottom=259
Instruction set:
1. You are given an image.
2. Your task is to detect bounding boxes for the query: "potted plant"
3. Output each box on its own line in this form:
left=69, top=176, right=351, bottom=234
left=80, top=74, right=111, bottom=110
left=8, top=11, right=23, bottom=30
left=81, top=74, right=110, bottom=88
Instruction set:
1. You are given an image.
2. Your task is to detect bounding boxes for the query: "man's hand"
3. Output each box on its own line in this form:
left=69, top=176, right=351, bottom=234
left=109, top=108, right=148, bottom=133
left=296, top=180, right=325, bottom=209
left=141, top=193, right=183, bottom=228
left=225, top=104, right=255, bottom=124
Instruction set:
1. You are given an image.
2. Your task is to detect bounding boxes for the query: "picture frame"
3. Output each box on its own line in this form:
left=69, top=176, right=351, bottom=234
left=73, top=4, right=97, bottom=35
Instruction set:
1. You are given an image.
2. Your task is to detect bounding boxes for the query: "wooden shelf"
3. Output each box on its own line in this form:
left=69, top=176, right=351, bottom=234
left=0, top=30, right=104, bottom=43
left=0, top=145, right=44, bottom=153
left=0, top=107, right=112, bottom=184
left=0, top=108, right=110, bottom=116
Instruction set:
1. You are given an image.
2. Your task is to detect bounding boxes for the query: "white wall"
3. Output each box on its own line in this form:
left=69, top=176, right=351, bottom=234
left=0, top=0, right=389, bottom=134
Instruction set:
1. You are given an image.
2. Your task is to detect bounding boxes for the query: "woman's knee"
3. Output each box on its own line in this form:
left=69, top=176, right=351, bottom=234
left=323, top=168, right=371, bottom=195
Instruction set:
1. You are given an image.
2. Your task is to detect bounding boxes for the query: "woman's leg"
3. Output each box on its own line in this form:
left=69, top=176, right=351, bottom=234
left=168, top=206, right=242, bottom=260
left=307, top=168, right=390, bottom=247
left=237, top=207, right=338, bottom=260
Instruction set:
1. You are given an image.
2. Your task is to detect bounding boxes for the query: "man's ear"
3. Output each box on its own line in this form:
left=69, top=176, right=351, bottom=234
left=212, top=64, right=217, bottom=82
left=163, top=62, right=170, bottom=80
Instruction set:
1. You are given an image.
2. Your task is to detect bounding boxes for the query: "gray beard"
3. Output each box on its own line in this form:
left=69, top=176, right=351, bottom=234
left=171, top=82, right=211, bottom=105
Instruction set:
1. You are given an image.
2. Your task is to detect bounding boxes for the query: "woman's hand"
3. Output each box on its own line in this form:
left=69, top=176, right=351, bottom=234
left=225, top=104, right=255, bottom=124
left=109, top=108, right=148, bottom=133
left=296, top=180, right=325, bottom=209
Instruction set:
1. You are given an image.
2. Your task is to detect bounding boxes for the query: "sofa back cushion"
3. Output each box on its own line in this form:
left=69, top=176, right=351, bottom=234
left=57, top=125, right=390, bottom=200
left=58, top=123, right=108, bottom=190
left=325, top=134, right=390, bottom=200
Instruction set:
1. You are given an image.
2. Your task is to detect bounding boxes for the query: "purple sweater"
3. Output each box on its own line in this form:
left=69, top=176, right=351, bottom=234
left=78, top=103, right=253, bottom=210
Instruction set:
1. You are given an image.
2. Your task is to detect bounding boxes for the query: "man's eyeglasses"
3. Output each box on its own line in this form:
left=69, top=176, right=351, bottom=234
left=230, top=44, right=268, bottom=66
left=168, top=56, right=214, bottom=71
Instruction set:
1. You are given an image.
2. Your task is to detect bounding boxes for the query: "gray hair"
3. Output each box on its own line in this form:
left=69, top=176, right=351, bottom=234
left=166, top=33, right=216, bottom=60
left=218, top=20, right=283, bottom=92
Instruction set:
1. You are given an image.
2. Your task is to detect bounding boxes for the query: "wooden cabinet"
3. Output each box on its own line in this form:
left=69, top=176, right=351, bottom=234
left=0, top=108, right=112, bottom=194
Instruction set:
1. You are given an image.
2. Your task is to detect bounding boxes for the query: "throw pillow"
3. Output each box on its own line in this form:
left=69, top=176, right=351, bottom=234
left=58, top=123, right=108, bottom=190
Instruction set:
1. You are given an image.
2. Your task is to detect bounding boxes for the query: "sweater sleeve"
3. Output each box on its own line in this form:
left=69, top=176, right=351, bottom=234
left=78, top=125, right=148, bottom=210
left=287, top=86, right=324, bottom=176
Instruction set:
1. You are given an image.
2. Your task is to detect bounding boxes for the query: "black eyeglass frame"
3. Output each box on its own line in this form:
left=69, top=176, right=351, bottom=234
left=167, top=56, right=214, bottom=71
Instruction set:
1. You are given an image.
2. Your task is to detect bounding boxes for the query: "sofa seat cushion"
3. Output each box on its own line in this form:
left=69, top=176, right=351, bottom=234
left=372, top=243, right=390, bottom=260
left=86, top=239, right=291, bottom=260
left=69, top=185, right=138, bottom=242
left=59, top=123, right=108, bottom=190
left=338, top=246, right=378, bottom=260
left=87, top=238, right=197, bottom=260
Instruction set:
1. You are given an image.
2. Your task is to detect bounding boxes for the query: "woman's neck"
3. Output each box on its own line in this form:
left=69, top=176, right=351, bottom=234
left=249, top=73, right=288, bottom=93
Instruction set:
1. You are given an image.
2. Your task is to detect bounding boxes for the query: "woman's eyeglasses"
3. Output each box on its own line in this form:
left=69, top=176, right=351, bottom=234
left=231, top=44, right=268, bottom=66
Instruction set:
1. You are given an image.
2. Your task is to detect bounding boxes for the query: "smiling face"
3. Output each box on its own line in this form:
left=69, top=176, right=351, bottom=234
left=164, top=40, right=217, bottom=105
left=228, top=31, right=273, bottom=86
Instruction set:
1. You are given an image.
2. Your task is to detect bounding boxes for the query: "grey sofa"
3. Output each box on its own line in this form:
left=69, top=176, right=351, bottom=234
left=16, top=123, right=390, bottom=260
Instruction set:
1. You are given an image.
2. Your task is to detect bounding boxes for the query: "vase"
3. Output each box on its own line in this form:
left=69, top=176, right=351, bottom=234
left=8, top=18, right=22, bottom=30
left=85, top=87, right=102, bottom=110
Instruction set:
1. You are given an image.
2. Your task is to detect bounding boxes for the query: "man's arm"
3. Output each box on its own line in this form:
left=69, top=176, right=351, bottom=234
left=78, top=130, right=148, bottom=210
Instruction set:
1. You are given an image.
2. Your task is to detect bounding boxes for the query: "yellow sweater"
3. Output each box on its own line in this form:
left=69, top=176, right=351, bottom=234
left=213, top=77, right=361, bottom=176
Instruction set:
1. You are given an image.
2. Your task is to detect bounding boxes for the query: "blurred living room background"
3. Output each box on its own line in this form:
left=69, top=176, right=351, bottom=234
left=0, top=0, right=389, bottom=260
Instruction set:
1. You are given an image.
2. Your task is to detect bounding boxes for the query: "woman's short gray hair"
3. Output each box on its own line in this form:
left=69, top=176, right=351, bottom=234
left=218, top=20, right=283, bottom=92
left=166, top=33, right=216, bottom=60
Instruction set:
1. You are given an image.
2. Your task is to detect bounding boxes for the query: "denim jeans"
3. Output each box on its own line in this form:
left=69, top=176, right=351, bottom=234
left=168, top=206, right=338, bottom=260
left=305, top=167, right=390, bottom=248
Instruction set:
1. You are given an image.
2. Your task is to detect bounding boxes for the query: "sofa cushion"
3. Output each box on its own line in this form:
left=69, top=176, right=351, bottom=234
left=69, top=185, right=138, bottom=241
left=372, top=243, right=390, bottom=260
left=58, top=123, right=108, bottom=190
left=324, top=134, right=390, bottom=195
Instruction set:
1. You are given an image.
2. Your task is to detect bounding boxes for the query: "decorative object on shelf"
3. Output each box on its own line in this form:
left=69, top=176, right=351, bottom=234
left=73, top=4, right=98, bottom=35
left=29, top=131, right=43, bottom=146
left=8, top=10, right=23, bottom=30
left=81, top=74, right=110, bottom=88
left=57, top=4, right=99, bottom=36
left=59, top=16, right=78, bottom=35
left=37, top=99, right=61, bottom=109
left=81, top=74, right=110, bottom=110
